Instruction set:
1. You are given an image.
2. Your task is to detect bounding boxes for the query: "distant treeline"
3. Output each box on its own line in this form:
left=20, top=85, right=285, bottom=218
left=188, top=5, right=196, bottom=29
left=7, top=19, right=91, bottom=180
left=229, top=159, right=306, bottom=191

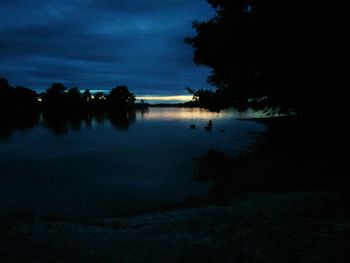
left=1, top=77, right=224, bottom=113
left=0, top=77, right=136, bottom=112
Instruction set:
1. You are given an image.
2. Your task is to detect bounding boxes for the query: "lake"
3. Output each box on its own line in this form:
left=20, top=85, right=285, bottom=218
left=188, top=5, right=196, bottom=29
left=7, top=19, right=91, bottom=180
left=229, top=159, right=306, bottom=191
left=0, top=107, right=266, bottom=218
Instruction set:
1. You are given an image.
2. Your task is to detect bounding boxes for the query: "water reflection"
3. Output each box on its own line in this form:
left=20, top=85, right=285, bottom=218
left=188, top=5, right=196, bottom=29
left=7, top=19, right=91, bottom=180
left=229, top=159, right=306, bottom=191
left=139, top=107, right=268, bottom=121
left=1, top=107, right=269, bottom=140
left=0, top=109, right=137, bottom=139
left=108, top=110, right=136, bottom=131
left=0, top=111, right=39, bottom=139
left=0, top=107, right=266, bottom=217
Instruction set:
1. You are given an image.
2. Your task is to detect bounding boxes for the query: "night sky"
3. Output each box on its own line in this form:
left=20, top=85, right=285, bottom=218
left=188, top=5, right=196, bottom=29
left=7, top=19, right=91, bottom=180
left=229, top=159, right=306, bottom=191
left=0, top=0, right=214, bottom=98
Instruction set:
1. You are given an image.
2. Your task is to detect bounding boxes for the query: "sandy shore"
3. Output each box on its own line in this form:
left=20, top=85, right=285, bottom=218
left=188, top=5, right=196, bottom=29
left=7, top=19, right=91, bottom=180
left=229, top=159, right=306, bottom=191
left=1, top=191, right=349, bottom=262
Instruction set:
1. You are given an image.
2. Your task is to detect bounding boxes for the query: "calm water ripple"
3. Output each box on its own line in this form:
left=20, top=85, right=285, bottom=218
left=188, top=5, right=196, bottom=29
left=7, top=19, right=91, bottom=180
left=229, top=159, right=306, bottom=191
left=0, top=108, right=266, bottom=217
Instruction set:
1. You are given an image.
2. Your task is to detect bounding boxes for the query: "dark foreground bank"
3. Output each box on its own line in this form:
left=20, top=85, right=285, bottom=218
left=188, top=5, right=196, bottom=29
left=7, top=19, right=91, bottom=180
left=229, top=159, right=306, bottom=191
left=1, top=191, right=350, bottom=263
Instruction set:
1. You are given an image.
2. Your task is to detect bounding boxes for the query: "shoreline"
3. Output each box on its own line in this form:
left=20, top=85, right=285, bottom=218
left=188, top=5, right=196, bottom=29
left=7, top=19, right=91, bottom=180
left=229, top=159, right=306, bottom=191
left=2, top=191, right=349, bottom=262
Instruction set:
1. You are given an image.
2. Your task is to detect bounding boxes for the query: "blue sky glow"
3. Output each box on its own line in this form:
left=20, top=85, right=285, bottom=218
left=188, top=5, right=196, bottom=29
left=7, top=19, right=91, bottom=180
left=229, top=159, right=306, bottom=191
left=0, top=0, right=215, bottom=96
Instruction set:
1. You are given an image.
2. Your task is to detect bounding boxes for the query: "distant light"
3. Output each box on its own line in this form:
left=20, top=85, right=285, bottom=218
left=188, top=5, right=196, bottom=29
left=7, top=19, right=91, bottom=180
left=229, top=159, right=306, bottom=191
left=37, top=98, right=42, bottom=102
left=243, top=3, right=253, bottom=13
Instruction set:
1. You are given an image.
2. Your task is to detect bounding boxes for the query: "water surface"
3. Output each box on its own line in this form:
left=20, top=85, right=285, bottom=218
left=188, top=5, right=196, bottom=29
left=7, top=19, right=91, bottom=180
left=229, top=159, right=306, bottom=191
left=0, top=108, right=265, bottom=217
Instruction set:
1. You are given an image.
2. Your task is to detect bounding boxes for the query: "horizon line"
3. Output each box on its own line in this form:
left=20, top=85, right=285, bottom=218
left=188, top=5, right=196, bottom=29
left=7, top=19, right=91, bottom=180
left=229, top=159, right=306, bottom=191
left=136, top=95, right=192, bottom=102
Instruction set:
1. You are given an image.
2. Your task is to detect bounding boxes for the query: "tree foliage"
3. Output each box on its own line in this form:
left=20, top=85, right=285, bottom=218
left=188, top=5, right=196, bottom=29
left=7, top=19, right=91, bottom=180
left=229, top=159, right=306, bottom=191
left=0, top=77, right=38, bottom=111
left=107, top=85, right=135, bottom=109
left=186, top=1, right=348, bottom=116
left=1, top=77, right=136, bottom=113
left=185, top=87, right=219, bottom=109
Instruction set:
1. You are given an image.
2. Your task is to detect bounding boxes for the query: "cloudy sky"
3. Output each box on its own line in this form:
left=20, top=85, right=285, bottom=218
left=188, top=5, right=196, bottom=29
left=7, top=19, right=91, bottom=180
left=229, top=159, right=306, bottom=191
left=0, top=0, right=214, bottom=96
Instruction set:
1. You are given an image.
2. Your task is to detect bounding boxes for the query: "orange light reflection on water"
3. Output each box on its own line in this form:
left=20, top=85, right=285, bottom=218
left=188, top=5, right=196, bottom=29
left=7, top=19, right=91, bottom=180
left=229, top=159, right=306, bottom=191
left=137, top=108, right=270, bottom=121
left=137, top=108, right=232, bottom=121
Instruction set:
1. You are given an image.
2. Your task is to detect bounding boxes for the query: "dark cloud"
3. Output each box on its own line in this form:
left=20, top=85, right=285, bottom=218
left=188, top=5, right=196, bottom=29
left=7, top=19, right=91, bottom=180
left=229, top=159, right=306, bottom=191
left=0, top=0, right=214, bottom=95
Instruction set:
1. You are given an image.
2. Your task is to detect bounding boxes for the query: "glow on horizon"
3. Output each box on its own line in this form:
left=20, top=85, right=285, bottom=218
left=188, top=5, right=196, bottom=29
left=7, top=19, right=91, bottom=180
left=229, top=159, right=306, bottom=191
left=136, top=95, right=193, bottom=102
left=77, top=90, right=193, bottom=102
left=76, top=89, right=193, bottom=103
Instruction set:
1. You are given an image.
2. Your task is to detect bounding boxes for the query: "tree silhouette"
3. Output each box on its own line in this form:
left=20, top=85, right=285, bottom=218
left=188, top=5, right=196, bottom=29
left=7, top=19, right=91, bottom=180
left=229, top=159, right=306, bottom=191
left=1, top=77, right=140, bottom=121
left=66, top=87, right=83, bottom=109
left=14, top=86, right=38, bottom=110
left=0, top=78, right=15, bottom=110
left=0, top=78, right=38, bottom=111
left=186, top=1, right=348, bottom=117
left=107, top=85, right=135, bottom=109
left=186, top=87, right=219, bottom=109
left=82, top=89, right=92, bottom=103
left=42, top=83, right=68, bottom=110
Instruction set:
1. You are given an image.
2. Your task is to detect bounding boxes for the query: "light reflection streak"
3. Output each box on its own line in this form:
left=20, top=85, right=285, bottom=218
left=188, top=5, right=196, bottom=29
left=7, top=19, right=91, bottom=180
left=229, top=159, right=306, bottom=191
left=136, top=108, right=269, bottom=121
